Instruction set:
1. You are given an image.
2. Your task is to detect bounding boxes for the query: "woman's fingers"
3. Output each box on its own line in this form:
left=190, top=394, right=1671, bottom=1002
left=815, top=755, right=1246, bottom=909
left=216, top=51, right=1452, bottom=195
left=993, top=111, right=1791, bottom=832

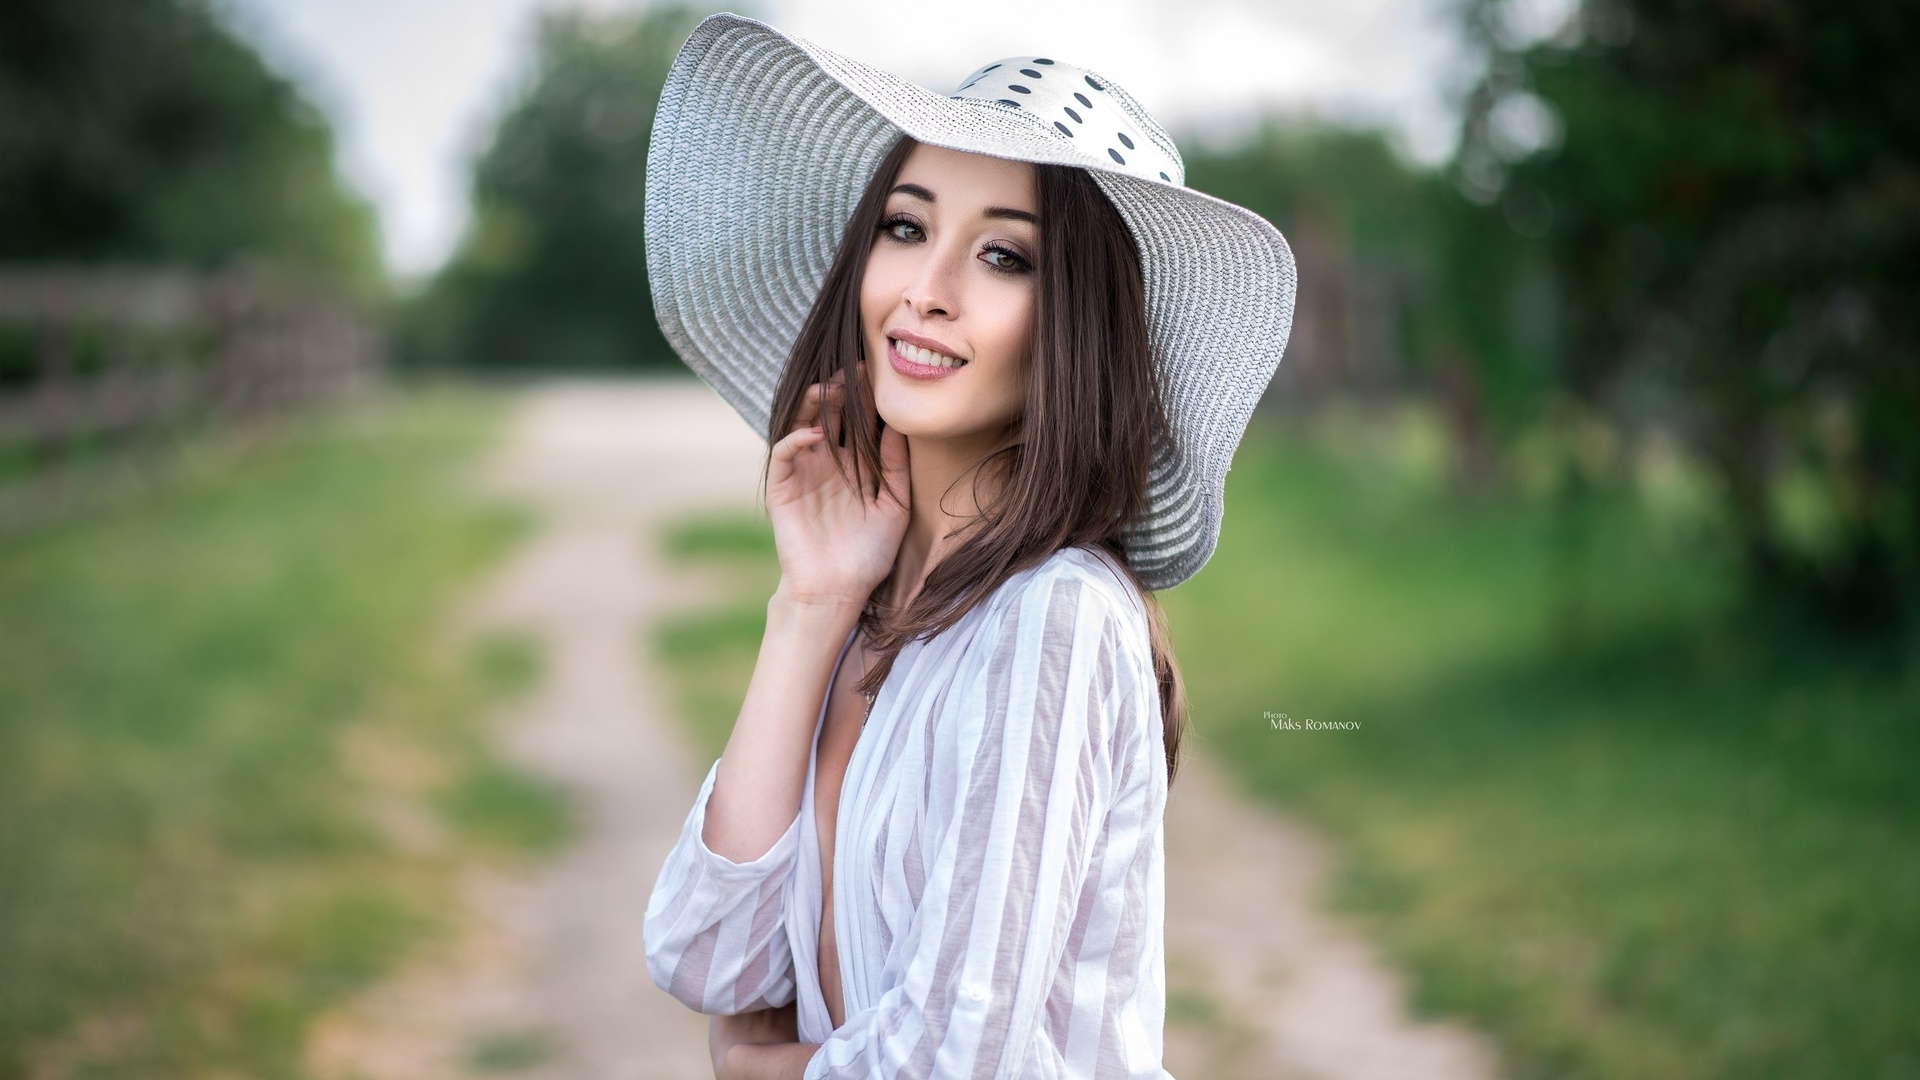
left=876, top=421, right=910, bottom=509
left=792, top=379, right=849, bottom=436
left=818, top=380, right=849, bottom=445
left=794, top=382, right=827, bottom=430
left=769, top=424, right=826, bottom=481
left=773, top=422, right=825, bottom=452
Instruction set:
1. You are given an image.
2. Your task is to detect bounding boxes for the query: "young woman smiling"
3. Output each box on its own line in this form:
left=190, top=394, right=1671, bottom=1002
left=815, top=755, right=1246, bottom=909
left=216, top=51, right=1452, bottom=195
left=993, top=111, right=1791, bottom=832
left=642, top=16, right=1296, bottom=1080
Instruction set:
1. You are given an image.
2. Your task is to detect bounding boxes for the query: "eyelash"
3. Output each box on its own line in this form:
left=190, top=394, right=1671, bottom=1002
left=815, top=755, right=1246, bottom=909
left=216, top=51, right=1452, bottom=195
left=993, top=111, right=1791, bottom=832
left=877, top=215, right=1032, bottom=275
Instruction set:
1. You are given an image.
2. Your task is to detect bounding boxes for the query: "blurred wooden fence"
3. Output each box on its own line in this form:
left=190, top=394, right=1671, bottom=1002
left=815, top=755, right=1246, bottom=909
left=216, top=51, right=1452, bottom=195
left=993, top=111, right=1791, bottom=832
left=1257, top=213, right=1406, bottom=412
left=1255, top=216, right=1503, bottom=493
left=0, top=267, right=379, bottom=532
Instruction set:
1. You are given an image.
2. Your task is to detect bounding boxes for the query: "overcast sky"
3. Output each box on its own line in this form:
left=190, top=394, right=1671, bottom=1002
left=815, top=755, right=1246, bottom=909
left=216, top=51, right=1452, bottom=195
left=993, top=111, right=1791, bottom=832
left=217, top=0, right=1476, bottom=280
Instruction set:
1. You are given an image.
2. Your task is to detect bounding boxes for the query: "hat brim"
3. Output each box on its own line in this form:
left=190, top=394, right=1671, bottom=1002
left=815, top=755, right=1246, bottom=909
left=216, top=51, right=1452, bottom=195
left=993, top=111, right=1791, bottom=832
left=645, top=13, right=1296, bottom=590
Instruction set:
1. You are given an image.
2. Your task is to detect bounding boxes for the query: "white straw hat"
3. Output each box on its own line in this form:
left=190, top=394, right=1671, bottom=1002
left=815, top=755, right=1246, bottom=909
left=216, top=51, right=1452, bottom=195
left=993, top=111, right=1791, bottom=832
left=645, top=12, right=1296, bottom=591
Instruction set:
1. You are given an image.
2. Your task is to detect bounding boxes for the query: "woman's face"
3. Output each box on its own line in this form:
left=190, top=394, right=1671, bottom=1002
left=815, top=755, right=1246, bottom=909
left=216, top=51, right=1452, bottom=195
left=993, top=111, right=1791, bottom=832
left=861, top=143, right=1037, bottom=450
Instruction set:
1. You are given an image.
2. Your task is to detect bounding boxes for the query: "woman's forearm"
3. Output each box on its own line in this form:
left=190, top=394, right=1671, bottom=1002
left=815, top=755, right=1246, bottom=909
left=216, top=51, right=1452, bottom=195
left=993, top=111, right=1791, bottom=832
left=727, top=1040, right=822, bottom=1080
left=701, top=586, right=862, bottom=862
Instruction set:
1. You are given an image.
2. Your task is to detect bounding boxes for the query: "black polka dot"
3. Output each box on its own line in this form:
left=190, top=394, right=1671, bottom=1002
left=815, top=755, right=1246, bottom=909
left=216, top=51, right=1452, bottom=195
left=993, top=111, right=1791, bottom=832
left=1054, top=121, right=1074, bottom=137
left=1108, top=148, right=1126, bottom=164
left=1117, top=132, right=1135, bottom=149
left=1159, top=171, right=1171, bottom=180
left=1009, top=84, right=1031, bottom=94
left=1085, top=75, right=1105, bottom=91
left=996, top=99, right=1022, bottom=108
left=1063, top=106, right=1082, bottom=123
left=983, top=63, right=1001, bottom=71
left=1033, top=58, right=1054, bottom=64
left=1074, top=92, right=1092, bottom=108
left=1020, top=68, right=1042, bottom=78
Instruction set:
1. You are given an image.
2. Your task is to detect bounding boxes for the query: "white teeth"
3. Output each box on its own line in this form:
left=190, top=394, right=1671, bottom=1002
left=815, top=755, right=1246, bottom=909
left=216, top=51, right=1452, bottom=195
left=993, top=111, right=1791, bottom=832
left=894, top=339, right=966, bottom=369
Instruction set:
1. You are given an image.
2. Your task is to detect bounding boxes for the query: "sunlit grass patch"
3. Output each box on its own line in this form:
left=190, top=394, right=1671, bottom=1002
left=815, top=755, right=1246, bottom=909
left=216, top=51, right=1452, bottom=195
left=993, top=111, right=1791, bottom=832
left=1164, top=985, right=1226, bottom=1029
left=651, top=509, right=780, bottom=768
left=468, top=629, right=545, bottom=701
left=661, top=509, right=777, bottom=561
left=438, top=630, right=572, bottom=855
left=437, top=758, right=572, bottom=856
left=466, top=1027, right=556, bottom=1073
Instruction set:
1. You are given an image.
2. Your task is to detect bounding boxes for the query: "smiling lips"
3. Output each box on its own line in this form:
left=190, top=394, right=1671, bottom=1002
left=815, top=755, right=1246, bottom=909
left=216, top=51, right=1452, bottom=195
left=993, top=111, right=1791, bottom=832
left=887, top=334, right=969, bottom=380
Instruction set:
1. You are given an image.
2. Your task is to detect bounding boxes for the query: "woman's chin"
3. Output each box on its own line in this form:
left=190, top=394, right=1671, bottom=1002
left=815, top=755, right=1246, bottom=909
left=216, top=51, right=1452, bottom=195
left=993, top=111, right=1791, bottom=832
left=878, top=416, right=950, bottom=442
left=873, top=399, right=952, bottom=440
left=876, top=396, right=1015, bottom=448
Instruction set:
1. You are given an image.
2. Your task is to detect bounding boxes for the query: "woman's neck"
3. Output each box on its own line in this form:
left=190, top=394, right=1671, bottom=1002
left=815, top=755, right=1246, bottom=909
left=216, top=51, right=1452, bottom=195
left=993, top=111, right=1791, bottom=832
left=887, top=427, right=1014, bottom=612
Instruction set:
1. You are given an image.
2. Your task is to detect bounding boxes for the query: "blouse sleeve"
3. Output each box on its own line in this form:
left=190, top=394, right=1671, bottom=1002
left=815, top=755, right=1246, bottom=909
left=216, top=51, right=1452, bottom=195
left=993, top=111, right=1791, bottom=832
left=804, top=568, right=1149, bottom=1078
left=643, top=756, right=803, bottom=1015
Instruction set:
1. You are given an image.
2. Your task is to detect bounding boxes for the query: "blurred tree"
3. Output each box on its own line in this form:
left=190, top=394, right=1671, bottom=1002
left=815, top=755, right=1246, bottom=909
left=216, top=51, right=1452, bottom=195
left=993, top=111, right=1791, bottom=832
left=1456, top=0, right=1920, bottom=631
left=0, top=0, right=383, bottom=294
left=1187, top=125, right=1439, bottom=270
left=1185, top=124, right=1550, bottom=495
left=404, top=5, right=712, bottom=371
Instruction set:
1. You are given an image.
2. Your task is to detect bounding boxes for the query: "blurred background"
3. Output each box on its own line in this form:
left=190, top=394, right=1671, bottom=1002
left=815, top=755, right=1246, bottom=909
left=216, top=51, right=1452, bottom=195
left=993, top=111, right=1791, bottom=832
left=1, top=0, right=1915, bottom=1077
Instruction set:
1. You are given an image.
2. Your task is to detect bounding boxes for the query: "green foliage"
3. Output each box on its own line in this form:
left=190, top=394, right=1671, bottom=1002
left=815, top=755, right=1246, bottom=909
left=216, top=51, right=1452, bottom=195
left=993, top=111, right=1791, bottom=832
left=1183, top=124, right=1556, bottom=439
left=403, top=5, right=719, bottom=371
left=1186, top=124, right=1439, bottom=266
left=0, top=0, right=384, bottom=294
left=1456, top=0, right=1920, bottom=630
left=1191, top=4, right=1920, bottom=635
left=0, top=386, right=543, bottom=1076
left=1170, top=412, right=1920, bottom=1078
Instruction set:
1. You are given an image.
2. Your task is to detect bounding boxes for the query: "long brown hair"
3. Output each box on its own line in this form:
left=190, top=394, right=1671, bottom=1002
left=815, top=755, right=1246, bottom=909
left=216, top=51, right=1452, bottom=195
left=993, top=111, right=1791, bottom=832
left=764, top=133, right=1189, bottom=789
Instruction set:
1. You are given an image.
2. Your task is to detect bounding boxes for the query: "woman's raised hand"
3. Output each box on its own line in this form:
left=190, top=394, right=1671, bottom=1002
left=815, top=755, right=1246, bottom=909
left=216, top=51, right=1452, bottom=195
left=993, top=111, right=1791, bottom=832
left=766, top=362, right=910, bottom=608
left=691, top=366, right=905, bottom=883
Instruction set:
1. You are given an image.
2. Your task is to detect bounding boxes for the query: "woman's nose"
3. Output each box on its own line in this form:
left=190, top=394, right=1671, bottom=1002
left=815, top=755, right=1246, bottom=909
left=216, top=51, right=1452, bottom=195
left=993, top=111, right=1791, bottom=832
left=901, top=245, right=963, bottom=318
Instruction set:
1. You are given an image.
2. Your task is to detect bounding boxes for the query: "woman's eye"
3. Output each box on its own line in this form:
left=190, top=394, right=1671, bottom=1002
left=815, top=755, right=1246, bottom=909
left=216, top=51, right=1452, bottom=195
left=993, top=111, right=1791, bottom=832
left=982, top=247, right=1030, bottom=272
left=883, top=219, right=923, bottom=242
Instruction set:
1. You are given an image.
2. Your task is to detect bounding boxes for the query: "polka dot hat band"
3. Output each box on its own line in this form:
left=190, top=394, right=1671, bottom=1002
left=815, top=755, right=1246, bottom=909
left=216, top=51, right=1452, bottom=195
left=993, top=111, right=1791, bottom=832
left=948, top=58, right=1179, bottom=184
left=645, top=13, right=1298, bottom=591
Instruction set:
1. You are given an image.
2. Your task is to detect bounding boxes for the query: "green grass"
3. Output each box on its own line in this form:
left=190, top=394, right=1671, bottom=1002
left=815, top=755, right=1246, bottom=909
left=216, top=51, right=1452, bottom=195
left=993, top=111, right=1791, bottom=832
left=465, top=1027, right=556, bottom=1073
left=1166, top=406, right=1920, bottom=1080
left=652, top=510, right=781, bottom=768
left=0, top=383, right=563, bottom=1079
left=438, top=630, right=573, bottom=853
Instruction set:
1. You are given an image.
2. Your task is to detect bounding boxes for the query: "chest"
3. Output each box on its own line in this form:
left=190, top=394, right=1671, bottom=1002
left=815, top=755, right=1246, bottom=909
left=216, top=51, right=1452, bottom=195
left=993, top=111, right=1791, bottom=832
left=813, top=636, right=870, bottom=1029
left=813, top=650, right=868, bottom=867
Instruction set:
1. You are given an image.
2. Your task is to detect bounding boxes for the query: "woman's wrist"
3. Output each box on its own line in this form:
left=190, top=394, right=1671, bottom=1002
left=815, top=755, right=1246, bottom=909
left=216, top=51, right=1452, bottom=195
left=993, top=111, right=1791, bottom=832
left=769, top=579, right=870, bottom=620
left=726, top=1040, right=822, bottom=1080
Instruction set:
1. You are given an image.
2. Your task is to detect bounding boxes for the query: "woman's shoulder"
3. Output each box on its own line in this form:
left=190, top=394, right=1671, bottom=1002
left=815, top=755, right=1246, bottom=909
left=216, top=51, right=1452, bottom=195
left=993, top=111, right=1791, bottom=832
left=980, top=544, right=1152, bottom=647
left=940, top=547, right=1160, bottom=758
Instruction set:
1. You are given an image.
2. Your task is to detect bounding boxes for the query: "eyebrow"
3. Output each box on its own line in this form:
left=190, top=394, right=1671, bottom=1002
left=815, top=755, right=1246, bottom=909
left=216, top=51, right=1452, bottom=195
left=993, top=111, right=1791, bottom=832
left=890, top=182, right=1037, bottom=225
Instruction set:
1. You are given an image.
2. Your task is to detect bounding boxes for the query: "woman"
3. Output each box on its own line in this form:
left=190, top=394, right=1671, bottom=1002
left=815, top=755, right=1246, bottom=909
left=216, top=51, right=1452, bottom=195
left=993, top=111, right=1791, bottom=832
left=642, top=15, right=1295, bottom=1079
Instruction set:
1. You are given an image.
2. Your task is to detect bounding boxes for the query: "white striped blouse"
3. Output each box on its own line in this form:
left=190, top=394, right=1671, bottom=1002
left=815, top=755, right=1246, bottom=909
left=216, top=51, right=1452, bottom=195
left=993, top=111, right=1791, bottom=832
left=644, top=544, right=1174, bottom=1078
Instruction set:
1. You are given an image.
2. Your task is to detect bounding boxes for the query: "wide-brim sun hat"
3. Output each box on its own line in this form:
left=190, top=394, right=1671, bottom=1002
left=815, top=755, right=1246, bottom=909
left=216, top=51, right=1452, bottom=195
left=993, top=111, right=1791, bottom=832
left=645, top=12, right=1296, bottom=591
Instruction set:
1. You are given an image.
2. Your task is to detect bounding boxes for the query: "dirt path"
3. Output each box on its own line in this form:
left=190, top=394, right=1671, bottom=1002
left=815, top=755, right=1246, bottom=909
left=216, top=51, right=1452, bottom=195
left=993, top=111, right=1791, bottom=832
left=307, top=378, right=1503, bottom=1080
left=1160, top=748, right=1502, bottom=1078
